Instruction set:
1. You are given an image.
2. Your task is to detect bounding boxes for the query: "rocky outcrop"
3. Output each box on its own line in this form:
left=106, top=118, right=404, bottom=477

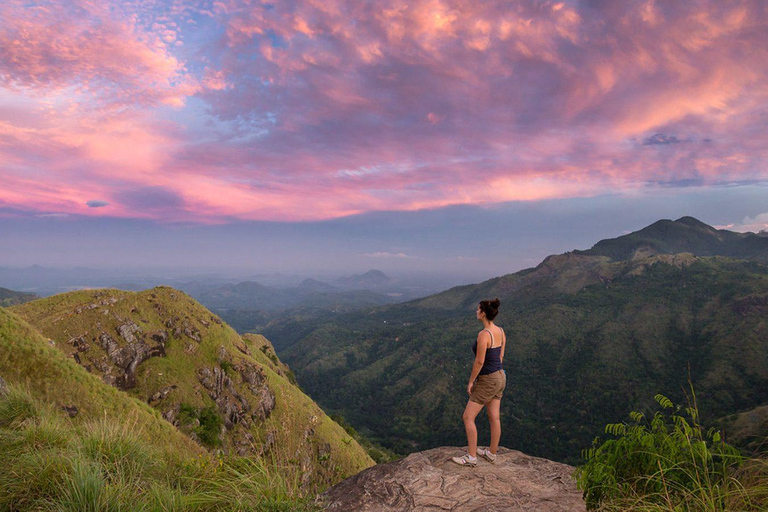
left=0, top=374, right=7, bottom=397
left=197, top=363, right=276, bottom=430
left=98, top=329, right=166, bottom=390
left=319, top=447, right=585, bottom=511
left=148, top=385, right=177, bottom=404
left=191, top=361, right=277, bottom=455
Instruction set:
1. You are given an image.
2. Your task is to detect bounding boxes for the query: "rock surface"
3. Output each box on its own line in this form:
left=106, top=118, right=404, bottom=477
left=319, top=447, right=585, bottom=511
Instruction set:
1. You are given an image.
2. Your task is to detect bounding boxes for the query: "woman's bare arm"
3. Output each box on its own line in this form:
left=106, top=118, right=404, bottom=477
left=467, top=331, right=490, bottom=394
left=500, top=328, right=506, bottom=364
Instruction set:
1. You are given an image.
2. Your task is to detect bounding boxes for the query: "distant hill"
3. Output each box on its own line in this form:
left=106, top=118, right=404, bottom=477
left=298, top=278, right=339, bottom=293
left=10, top=287, right=373, bottom=491
left=264, top=218, right=768, bottom=463
left=579, top=216, right=768, bottom=262
left=715, top=404, right=768, bottom=456
left=0, top=286, right=37, bottom=307
left=193, top=279, right=395, bottom=312
left=336, top=269, right=391, bottom=289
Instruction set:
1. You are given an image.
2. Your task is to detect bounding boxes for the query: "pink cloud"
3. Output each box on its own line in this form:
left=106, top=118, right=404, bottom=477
left=1, top=0, right=768, bottom=222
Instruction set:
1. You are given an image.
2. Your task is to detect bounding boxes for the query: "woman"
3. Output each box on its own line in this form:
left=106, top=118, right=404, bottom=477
left=451, top=298, right=506, bottom=467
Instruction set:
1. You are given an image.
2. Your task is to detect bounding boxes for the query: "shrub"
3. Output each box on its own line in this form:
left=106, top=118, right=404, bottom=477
left=178, top=403, right=223, bottom=448
left=575, top=393, right=743, bottom=510
left=197, top=406, right=224, bottom=448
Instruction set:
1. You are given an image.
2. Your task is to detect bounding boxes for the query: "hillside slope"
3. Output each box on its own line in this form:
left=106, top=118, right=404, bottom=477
left=11, top=287, right=374, bottom=491
left=264, top=219, right=768, bottom=463
left=0, top=286, right=37, bottom=307
left=581, top=216, right=768, bottom=262
left=0, top=307, right=202, bottom=455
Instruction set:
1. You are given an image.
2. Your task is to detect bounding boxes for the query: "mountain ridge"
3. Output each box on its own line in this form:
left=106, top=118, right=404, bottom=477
left=263, top=218, right=768, bottom=462
left=579, top=216, right=768, bottom=262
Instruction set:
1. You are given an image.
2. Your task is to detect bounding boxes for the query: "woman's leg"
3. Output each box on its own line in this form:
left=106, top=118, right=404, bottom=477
left=486, top=399, right=501, bottom=453
left=462, top=400, right=485, bottom=457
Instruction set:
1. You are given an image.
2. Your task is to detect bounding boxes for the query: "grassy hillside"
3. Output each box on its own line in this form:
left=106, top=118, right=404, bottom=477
left=10, top=287, right=374, bottom=493
left=266, top=255, right=768, bottom=463
left=0, top=307, right=202, bottom=455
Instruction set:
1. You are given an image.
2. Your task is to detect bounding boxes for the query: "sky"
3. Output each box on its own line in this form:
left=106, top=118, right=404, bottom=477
left=2, top=0, right=768, bottom=281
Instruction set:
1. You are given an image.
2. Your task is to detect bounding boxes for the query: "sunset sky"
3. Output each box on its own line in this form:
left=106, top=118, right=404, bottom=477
left=2, top=0, right=767, bottom=279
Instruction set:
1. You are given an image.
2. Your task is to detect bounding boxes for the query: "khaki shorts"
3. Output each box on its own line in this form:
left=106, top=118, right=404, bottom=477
left=469, top=370, right=506, bottom=405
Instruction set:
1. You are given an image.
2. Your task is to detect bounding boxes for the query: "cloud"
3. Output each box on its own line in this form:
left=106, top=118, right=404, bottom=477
left=643, top=133, right=682, bottom=146
left=36, top=213, right=70, bottom=218
left=114, top=186, right=186, bottom=215
left=728, top=213, right=768, bottom=233
left=86, top=200, right=109, bottom=208
left=364, top=252, right=416, bottom=259
left=1, top=0, right=768, bottom=222
left=0, top=0, right=197, bottom=107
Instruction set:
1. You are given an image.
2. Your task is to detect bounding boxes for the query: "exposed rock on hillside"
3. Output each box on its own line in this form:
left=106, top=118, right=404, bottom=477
left=10, top=287, right=374, bottom=489
left=320, top=447, right=585, bottom=511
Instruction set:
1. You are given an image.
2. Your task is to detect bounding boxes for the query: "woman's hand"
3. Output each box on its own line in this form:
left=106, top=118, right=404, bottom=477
left=467, top=381, right=474, bottom=396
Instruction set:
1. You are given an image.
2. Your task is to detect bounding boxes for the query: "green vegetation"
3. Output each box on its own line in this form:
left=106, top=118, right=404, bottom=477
left=330, top=413, right=400, bottom=464
left=0, top=286, right=37, bottom=307
left=576, top=393, right=768, bottom=511
left=9, top=288, right=373, bottom=484
left=265, top=255, right=768, bottom=463
left=0, top=385, right=320, bottom=511
left=2, top=290, right=374, bottom=508
left=178, top=403, right=224, bottom=448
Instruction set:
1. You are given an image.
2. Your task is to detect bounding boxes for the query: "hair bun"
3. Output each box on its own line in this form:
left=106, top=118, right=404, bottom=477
left=491, top=298, right=500, bottom=309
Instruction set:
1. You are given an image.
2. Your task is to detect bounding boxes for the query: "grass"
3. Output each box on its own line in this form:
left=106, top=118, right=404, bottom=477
left=2, top=290, right=374, bottom=508
left=7, top=288, right=374, bottom=482
left=0, top=384, right=322, bottom=511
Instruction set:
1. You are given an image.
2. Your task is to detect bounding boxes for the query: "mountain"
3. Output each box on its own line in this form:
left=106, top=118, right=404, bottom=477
left=9, top=287, right=373, bottom=492
left=298, top=278, right=340, bottom=293
left=579, top=216, right=768, bottom=262
left=0, top=286, right=37, bottom=306
left=335, top=269, right=391, bottom=289
left=263, top=218, right=768, bottom=463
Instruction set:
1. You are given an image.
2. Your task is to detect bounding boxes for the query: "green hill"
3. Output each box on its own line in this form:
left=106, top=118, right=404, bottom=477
left=580, top=216, right=768, bottom=262
left=0, top=306, right=202, bottom=454
left=0, top=286, right=37, bottom=307
left=9, top=287, right=373, bottom=493
left=262, top=218, right=768, bottom=463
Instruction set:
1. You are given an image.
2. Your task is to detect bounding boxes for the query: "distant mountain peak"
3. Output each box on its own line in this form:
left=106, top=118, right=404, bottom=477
left=297, top=278, right=338, bottom=292
left=584, top=216, right=763, bottom=262
left=361, top=269, right=389, bottom=278
left=675, top=216, right=709, bottom=227
left=336, top=269, right=391, bottom=289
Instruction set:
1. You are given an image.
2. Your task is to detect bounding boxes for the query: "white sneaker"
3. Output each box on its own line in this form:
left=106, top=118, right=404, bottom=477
left=450, top=453, right=477, bottom=467
left=478, top=448, right=496, bottom=463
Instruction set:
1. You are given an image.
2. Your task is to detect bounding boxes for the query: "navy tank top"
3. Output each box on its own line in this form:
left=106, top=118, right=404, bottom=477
left=472, top=328, right=503, bottom=375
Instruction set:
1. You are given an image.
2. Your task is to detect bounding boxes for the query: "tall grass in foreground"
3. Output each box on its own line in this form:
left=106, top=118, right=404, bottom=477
left=0, top=386, right=319, bottom=511
left=575, top=392, right=768, bottom=511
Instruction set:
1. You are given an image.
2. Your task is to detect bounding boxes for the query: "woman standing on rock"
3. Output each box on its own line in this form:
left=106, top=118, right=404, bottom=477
left=452, top=298, right=506, bottom=467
